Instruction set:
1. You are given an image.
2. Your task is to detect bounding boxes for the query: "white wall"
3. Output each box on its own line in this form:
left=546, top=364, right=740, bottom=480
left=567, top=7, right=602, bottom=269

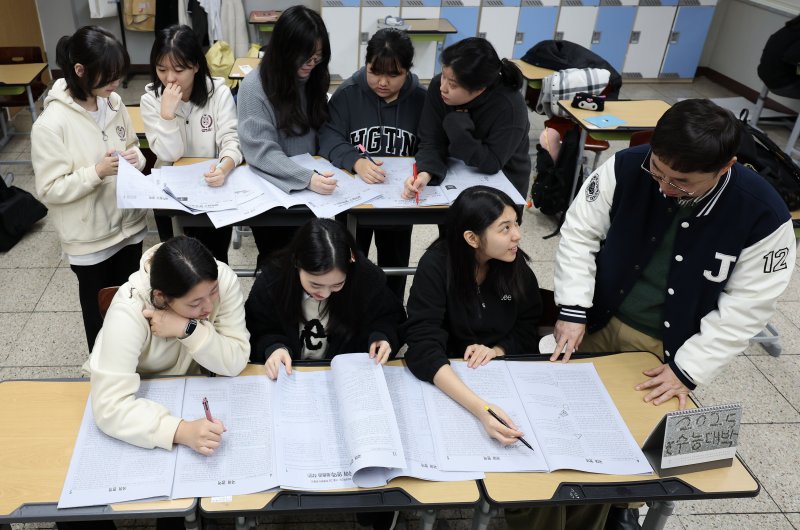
left=701, top=0, right=800, bottom=111
left=36, top=0, right=321, bottom=70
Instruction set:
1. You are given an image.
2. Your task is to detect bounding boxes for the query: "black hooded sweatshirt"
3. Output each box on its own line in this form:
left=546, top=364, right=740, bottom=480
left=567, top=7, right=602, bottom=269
left=319, top=66, right=427, bottom=171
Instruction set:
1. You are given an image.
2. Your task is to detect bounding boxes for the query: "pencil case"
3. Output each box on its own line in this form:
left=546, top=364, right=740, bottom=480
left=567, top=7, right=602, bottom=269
left=571, top=92, right=605, bottom=112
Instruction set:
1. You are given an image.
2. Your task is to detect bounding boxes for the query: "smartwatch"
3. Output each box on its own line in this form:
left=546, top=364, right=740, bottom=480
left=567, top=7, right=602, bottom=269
left=183, top=319, right=198, bottom=338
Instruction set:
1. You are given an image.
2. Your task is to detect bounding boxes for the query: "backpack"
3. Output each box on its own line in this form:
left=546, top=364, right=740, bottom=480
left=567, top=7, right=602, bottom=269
left=0, top=177, right=48, bottom=252
left=737, top=110, right=800, bottom=210
left=530, top=128, right=583, bottom=237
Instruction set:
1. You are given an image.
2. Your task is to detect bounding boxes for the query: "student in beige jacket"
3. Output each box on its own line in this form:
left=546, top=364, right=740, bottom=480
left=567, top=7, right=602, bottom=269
left=31, top=26, right=147, bottom=352
left=140, top=24, right=242, bottom=263
left=85, top=236, right=250, bottom=453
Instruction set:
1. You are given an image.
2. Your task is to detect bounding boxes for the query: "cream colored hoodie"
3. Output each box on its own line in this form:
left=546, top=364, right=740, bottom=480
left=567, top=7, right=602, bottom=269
left=140, top=77, right=242, bottom=167
left=31, top=79, right=147, bottom=255
left=84, top=243, right=250, bottom=450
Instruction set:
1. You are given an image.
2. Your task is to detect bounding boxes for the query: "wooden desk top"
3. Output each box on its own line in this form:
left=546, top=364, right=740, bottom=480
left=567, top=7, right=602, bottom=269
left=404, top=18, right=457, bottom=34
left=202, top=362, right=480, bottom=513
left=0, top=62, right=48, bottom=86
left=481, top=352, right=759, bottom=504
left=510, top=59, right=555, bottom=82
left=0, top=380, right=194, bottom=518
left=127, top=105, right=145, bottom=136
left=558, top=99, right=672, bottom=132
left=229, top=57, right=261, bottom=80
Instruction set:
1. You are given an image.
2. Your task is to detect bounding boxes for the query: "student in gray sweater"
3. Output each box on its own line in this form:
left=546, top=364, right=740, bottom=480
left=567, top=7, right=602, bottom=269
left=237, top=5, right=334, bottom=266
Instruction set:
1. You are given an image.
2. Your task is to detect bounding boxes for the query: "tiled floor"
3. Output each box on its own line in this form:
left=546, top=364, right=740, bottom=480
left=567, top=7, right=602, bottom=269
left=1, top=75, right=799, bottom=530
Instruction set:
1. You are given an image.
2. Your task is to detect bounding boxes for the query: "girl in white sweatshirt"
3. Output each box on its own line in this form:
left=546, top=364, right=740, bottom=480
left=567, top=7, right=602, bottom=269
left=140, top=24, right=242, bottom=264
left=31, top=26, right=147, bottom=352
left=85, top=236, right=250, bottom=453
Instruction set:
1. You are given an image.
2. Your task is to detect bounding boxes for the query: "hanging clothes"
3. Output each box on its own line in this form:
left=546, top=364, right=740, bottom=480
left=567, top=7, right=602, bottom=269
left=197, top=0, right=223, bottom=44
left=155, top=0, right=180, bottom=31
left=188, top=0, right=209, bottom=46
left=220, top=0, right=249, bottom=58
left=88, top=0, right=117, bottom=18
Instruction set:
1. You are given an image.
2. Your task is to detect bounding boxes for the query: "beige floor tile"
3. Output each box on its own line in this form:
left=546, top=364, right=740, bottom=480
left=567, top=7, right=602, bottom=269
left=5, top=312, right=89, bottom=366
left=529, top=260, right=555, bottom=291
left=750, top=356, right=800, bottom=412
left=618, top=83, right=669, bottom=101
left=228, top=233, right=259, bottom=267
left=779, top=271, right=800, bottom=302
left=674, top=488, right=781, bottom=515
left=692, top=356, right=800, bottom=423
left=784, top=512, right=800, bottom=528
left=238, top=276, right=255, bottom=298
left=0, top=229, right=61, bottom=268
left=0, top=313, right=31, bottom=363
left=0, top=364, right=84, bottom=380
left=678, top=513, right=794, bottom=529
left=747, top=308, right=800, bottom=356
left=0, top=267, right=53, bottom=311
left=34, top=267, right=80, bottom=312
left=736, top=424, right=800, bottom=512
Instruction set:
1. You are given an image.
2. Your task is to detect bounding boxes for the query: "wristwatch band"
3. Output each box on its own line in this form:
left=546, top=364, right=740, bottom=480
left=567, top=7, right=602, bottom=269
left=183, top=319, right=198, bottom=338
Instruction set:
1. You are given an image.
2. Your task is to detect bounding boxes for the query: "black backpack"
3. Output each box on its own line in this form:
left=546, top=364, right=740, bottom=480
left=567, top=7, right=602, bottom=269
left=737, top=110, right=800, bottom=210
left=530, top=128, right=583, bottom=238
left=0, top=176, right=48, bottom=252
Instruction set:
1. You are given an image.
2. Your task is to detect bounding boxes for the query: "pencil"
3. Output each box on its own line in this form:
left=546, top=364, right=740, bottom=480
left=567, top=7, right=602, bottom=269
left=484, top=405, right=534, bottom=451
left=357, top=143, right=377, bottom=165
left=413, top=162, right=420, bottom=205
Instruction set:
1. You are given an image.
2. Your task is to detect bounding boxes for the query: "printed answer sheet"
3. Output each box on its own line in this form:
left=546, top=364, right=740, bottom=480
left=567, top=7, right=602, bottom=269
left=289, top=154, right=381, bottom=217
left=156, top=160, right=237, bottom=212
left=441, top=159, right=527, bottom=205
left=116, top=158, right=191, bottom=212
left=365, top=157, right=450, bottom=208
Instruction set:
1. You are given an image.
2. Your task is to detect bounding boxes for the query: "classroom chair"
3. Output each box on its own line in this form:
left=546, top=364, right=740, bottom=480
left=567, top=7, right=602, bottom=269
left=98, top=287, right=119, bottom=321
left=628, top=130, right=653, bottom=148
left=544, top=116, right=609, bottom=172
left=751, top=83, right=800, bottom=161
left=0, top=46, right=47, bottom=114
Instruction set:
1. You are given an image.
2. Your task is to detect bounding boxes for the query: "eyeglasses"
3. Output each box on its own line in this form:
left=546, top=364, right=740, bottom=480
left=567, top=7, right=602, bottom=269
left=303, top=53, right=323, bottom=67
left=640, top=150, right=718, bottom=197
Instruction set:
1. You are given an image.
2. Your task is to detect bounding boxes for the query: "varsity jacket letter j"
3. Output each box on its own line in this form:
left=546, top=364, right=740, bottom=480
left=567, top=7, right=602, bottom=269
left=703, top=252, right=737, bottom=283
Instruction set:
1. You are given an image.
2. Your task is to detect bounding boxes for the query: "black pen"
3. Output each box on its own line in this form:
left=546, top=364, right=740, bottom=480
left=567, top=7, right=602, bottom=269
left=357, top=143, right=377, bottom=164
left=485, top=405, right=534, bottom=451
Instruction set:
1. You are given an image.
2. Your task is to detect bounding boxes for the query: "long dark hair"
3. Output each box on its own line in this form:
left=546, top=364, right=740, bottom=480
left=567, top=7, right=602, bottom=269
left=261, top=5, right=330, bottom=136
left=440, top=37, right=523, bottom=92
left=149, top=236, right=218, bottom=307
left=149, top=24, right=214, bottom=107
left=56, top=25, right=130, bottom=101
left=366, top=28, right=414, bottom=75
left=435, top=185, right=530, bottom=308
left=272, top=219, right=364, bottom=341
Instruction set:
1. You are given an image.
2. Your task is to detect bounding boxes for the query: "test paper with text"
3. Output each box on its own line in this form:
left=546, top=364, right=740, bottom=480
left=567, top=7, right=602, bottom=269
left=116, top=157, right=191, bottom=212
left=441, top=159, right=526, bottom=205
left=156, top=160, right=237, bottom=212
left=366, top=157, right=450, bottom=208
left=289, top=154, right=381, bottom=217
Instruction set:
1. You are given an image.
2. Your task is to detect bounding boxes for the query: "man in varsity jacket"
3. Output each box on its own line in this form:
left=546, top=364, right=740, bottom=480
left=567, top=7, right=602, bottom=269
left=552, top=98, right=795, bottom=409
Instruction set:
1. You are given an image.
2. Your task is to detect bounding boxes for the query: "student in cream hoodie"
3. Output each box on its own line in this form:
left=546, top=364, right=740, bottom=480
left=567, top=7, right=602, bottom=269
left=85, top=236, right=250, bottom=453
left=140, top=24, right=242, bottom=263
left=32, top=26, right=147, bottom=352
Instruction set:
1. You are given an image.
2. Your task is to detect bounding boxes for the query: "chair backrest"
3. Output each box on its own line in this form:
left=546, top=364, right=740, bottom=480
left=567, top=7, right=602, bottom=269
left=629, top=130, right=653, bottom=148
left=98, top=286, right=120, bottom=321
left=0, top=46, right=44, bottom=65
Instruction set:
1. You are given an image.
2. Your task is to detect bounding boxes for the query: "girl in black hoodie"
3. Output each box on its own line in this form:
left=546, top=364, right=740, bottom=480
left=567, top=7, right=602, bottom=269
left=319, top=28, right=427, bottom=300
left=403, top=37, right=531, bottom=201
left=245, top=218, right=406, bottom=379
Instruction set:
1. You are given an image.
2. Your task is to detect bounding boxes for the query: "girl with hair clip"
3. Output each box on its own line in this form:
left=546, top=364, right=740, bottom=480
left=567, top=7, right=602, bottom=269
left=140, top=24, right=242, bottom=264
left=244, top=218, right=406, bottom=379
left=32, top=25, right=146, bottom=352
left=319, top=28, right=426, bottom=301
left=85, top=236, right=249, bottom=454
left=402, top=37, right=531, bottom=202
left=403, top=185, right=542, bottom=444
left=237, top=5, right=336, bottom=265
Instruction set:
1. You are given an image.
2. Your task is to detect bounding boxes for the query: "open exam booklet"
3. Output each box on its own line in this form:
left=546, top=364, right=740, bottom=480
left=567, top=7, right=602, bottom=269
left=59, top=354, right=651, bottom=508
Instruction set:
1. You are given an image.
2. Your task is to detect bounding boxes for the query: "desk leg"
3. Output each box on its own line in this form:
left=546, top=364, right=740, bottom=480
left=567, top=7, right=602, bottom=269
left=235, top=515, right=255, bottom=529
left=27, top=85, right=38, bottom=122
left=641, top=500, right=675, bottom=530
left=183, top=507, right=199, bottom=529
left=470, top=499, right=495, bottom=530
left=172, top=215, right=185, bottom=237
left=568, top=128, right=588, bottom=206
left=419, top=508, right=438, bottom=530
left=785, top=113, right=800, bottom=159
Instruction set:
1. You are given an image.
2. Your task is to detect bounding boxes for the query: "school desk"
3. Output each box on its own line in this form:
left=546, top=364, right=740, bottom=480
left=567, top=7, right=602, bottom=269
left=510, top=59, right=555, bottom=91
left=403, top=19, right=457, bottom=80
left=199, top=362, right=480, bottom=530
left=556, top=99, right=672, bottom=205
left=126, top=105, right=149, bottom=150
left=0, top=62, right=47, bottom=122
left=0, top=379, right=198, bottom=528
left=473, top=351, right=759, bottom=530
left=248, top=10, right=281, bottom=42
left=228, top=57, right=261, bottom=80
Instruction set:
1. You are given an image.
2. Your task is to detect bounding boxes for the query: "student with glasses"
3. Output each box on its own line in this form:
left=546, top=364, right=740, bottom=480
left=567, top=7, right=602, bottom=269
left=535, top=98, right=795, bottom=530
left=237, top=5, right=334, bottom=267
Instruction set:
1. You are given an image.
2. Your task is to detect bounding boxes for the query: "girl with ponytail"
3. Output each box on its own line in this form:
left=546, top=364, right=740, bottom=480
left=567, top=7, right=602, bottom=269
left=402, top=37, right=531, bottom=201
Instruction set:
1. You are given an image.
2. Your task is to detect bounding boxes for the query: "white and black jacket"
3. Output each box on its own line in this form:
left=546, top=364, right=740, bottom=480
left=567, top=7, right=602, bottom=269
left=555, top=145, right=795, bottom=388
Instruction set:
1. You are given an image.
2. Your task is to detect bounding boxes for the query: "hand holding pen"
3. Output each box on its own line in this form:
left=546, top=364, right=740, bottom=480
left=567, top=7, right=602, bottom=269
left=355, top=143, right=385, bottom=183
left=172, top=397, right=226, bottom=456
left=308, top=168, right=337, bottom=195
left=482, top=404, right=532, bottom=449
left=412, top=163, right=420, bottom=205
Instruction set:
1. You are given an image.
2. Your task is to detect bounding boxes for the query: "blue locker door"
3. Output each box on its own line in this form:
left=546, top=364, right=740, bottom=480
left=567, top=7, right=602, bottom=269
left=590, top=6, right=636, bottom=73
left=512, top=7, right=558, bottom=59
left=661, top=6, right=715, bottom=78
left=438, top=7, right=480, bottom=70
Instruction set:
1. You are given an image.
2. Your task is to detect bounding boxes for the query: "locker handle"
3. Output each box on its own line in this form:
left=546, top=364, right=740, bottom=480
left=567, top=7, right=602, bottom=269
left=515, top=32, right=524, bottom=44
left=670, top=31, right=680, bottom=44
left=361, top=31, right=369, bottom=44
left=629, top=31, right=640, bottom=44
left=592, top=31, right=601, bottom=44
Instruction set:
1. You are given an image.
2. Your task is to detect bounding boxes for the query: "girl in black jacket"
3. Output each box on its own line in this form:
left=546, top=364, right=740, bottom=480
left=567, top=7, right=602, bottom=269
left=404, top=185, right=542, bottom=444
left=245, top=218, right=406, bottom=379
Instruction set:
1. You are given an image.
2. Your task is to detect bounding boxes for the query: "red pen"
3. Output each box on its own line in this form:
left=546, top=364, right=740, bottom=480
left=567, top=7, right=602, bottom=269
left=412, top=163, right=420, bottom=205
left=202, top=397, right=213, bottom=422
